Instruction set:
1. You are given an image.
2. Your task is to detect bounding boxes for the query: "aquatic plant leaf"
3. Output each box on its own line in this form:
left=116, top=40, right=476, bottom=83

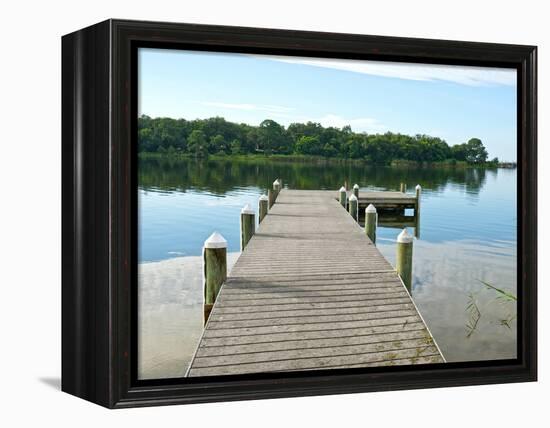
left=479, top=280, right=517, bottom=301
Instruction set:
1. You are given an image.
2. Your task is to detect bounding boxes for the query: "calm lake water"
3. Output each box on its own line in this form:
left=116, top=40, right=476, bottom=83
left=138, top=157, right=517, bottom=379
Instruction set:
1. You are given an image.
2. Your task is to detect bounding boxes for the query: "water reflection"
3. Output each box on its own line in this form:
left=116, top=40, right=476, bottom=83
left=359, top=211, right=419, bottom=237
left=139, top=157, right=492, bottom=196
left=377, top=238, right=516, bottom=362
left=138, top=157, right=517, bottom=379
left=138, top=253, right=240, bottom=379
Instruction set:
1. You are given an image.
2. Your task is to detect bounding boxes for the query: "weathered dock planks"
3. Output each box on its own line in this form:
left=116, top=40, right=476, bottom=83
left=187, top=189, right=443, bottom=377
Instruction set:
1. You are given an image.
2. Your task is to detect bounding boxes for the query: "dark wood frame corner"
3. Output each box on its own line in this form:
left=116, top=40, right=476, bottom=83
left=61, top=19, right=537, bottom=408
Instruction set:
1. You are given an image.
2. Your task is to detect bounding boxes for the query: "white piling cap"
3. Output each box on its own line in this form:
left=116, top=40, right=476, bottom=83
left=259, top=194, right=268, bottom=201
left=273, top=179, right=281, bottom=186
left=349, top=194, right=358, bottom=201
left=366, top=204, right=377, bottom=213
left=241, top=203, right=255, bottom=215
left=397, top=228, right=414, bottom=244
left=339, top=186, right=346, bottom=192
left=416, top=184, right=422, bottom=190
left=353, top=183, right=359, bottom=189
left=204, top=232, right=228, bottom=249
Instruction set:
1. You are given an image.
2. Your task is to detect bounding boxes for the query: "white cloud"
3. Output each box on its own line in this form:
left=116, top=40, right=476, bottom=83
left=200, top=101, right=295, bottom=114
left=268, top=56, right=516, bottom=87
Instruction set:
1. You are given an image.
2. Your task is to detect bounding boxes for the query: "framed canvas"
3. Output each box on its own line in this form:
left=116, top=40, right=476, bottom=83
left=61, top=19, right=537, bottom=408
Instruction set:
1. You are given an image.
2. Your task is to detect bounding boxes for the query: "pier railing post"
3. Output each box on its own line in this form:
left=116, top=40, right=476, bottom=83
left=203, top=232, right=227, bottom=324
left=240, top=204, right=255, bottom=250
left=258, top=194, right=268, bottom=223
left=353, top=183, right=359, bottom=198
left=348, top=194, right=358, bottom=221
left=365, top=204, right=377, bottom=244
left=339, top=186, right=347, bottom=208
left=396, top=228, right=414, bottom=292
left=400, top=183, right=406, bottom=193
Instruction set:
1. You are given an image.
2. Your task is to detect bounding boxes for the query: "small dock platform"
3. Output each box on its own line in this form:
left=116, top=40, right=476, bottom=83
left=340, top=190, right=418, bottom=211
left=187, top=189, right=443, bottom=377
left=354, top=191, right=417, bottom=210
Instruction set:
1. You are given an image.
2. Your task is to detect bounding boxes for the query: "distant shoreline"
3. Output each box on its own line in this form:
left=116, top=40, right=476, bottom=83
left=138, top=151, right=516, bottom=169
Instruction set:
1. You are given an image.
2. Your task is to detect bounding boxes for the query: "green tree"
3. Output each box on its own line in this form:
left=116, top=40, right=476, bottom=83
left=295, top=136, right=322, bottom=155
left=364, top=135, right=396, bottom=164
left=210, top=134, right=227, bottom=154
left=230, top=139, right=242, bottom=155
left=246, top=128, right=261, bottom=153
left=187, top=130, right=208, bottom=158
left=343, top=134, right=366, bottom=159
left=138, top=127, right=154, bottom=152
left=451, top=143, right=467, bottom=161
left=258, top=120, right=291, bottom=154
left=322, top=143, right=338, bottom=157
left=416, top=135, right=450, bottom=162
left=464, top=138, right=488, bottom=164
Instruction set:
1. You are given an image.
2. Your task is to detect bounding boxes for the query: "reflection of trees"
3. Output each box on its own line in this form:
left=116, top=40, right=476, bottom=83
left=463, top=168, right=487, bottom=195
left=138, top=158, right=494, bottom=195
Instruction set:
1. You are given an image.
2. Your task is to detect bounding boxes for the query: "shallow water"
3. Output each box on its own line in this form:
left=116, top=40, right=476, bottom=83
left=138, top=254, right=239, bottom=379
left=138, top=158, right=517, bottom=379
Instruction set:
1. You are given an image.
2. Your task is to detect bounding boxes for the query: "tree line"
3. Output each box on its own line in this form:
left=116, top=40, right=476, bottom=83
left=138, top=115, right=496, bottom=165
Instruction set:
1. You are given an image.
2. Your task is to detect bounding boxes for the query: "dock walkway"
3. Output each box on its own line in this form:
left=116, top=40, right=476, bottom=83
left=187, top=189, right=443, bottom=377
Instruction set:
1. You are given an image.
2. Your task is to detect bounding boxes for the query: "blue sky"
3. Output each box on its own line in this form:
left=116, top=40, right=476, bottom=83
left=138, top=48, right=517, bottom=161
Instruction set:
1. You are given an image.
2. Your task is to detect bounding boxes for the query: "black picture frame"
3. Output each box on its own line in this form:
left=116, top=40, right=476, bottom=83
left=61, top=19, right=537, bottom=408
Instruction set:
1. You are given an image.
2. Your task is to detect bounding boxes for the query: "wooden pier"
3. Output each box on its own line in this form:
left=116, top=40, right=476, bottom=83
left=187, top=189, right=443, bottom=377
left=344, top=190, right=418, bottom=211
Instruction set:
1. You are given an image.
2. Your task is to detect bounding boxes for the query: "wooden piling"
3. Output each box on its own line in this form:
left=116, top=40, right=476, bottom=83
left=339, top=186, right=347, bottom=208
left=396, top=228, right=413, bottom=292
left=258, top=194, right=268, bottom=223
left=268, top=189, right=275, bottom=209
left=400, top=183, right=406, bottom=193
left=415, top=184, right=422, bottom=213
left=273, top=179, right=281, bottom=203
left=415, top=184, right=422, bottom=238
left=353, top=183, right=359, bottom=198
left=348, top=194, right=358, bottom=221
left=365, top=204, right=377, bottom=244
left=240, top=204, right=255, bottom=250
left=203, top=232, right=227, bottom=324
